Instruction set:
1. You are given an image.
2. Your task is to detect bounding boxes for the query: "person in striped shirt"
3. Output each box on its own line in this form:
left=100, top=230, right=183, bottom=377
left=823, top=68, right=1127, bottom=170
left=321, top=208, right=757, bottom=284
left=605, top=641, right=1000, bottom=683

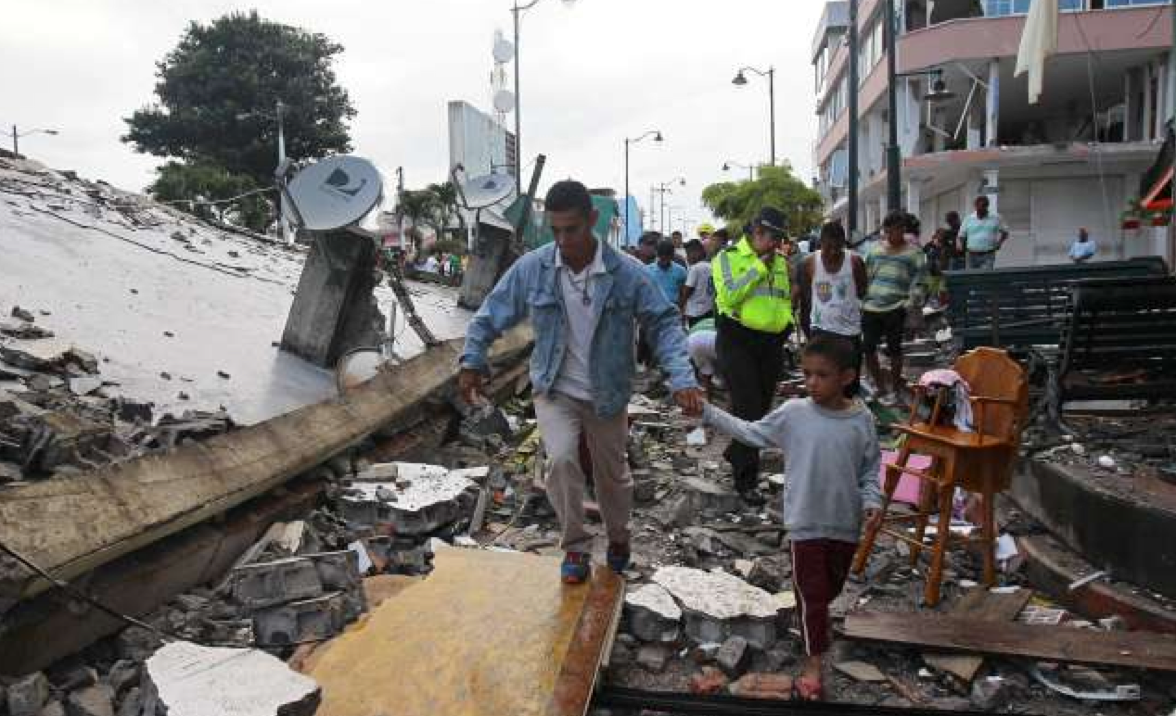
left=862, top=211, right=927, bottom=405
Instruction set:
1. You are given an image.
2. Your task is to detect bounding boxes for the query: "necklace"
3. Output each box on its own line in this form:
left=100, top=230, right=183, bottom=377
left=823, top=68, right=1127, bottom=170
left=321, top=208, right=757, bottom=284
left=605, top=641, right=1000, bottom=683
left=566, top=271, right=592, bottom=306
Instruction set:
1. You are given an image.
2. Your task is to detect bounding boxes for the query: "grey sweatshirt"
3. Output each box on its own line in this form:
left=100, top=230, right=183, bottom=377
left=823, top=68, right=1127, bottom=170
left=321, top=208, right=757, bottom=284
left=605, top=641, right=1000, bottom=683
left=703, top=398, right=882, bottom=543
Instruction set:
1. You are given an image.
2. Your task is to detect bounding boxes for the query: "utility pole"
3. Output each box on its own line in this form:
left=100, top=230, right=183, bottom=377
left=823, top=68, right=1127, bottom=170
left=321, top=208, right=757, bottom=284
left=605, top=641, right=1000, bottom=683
left=885, top=0, right=902, bottom=214
left=847, top=0, right=860, bottom=238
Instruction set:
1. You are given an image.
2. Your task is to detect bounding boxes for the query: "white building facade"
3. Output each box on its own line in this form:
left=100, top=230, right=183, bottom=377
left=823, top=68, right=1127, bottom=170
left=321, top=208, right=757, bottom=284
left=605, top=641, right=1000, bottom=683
left=812, top=0, right=1175, bottom=266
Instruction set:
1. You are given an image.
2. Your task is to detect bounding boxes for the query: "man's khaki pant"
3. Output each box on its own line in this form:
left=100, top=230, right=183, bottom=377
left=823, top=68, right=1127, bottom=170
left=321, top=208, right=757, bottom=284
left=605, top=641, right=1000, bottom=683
left=534, top=392, right=632, bottom=554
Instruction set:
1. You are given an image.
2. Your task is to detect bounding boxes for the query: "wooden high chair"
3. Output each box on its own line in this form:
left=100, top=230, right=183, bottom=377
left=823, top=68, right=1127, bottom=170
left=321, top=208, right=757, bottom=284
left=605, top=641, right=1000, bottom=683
left=852, top=347, right=1029, bottom=606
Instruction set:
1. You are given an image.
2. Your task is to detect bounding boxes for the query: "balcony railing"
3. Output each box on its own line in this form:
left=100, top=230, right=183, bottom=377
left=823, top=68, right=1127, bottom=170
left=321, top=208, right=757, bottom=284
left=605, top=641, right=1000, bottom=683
left=925, top=0, right=1165, bottom=27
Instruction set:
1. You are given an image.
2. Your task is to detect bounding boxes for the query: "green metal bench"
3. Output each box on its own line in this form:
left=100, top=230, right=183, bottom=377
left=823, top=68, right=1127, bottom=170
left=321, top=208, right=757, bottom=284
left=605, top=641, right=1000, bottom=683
left=1050, top=275, right=1176, bottom=425
left=944, top=257, right=1170, bottom=354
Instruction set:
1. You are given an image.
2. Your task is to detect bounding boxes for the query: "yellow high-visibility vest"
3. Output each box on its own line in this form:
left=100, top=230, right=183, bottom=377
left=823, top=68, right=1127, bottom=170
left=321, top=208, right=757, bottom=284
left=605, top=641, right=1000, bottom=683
left=712, top=236, right=793, bottom=334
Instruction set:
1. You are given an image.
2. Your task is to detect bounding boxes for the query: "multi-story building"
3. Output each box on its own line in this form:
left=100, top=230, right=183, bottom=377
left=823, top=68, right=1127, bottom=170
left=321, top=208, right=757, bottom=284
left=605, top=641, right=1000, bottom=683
left=812, top=0, right=1174, bottom=265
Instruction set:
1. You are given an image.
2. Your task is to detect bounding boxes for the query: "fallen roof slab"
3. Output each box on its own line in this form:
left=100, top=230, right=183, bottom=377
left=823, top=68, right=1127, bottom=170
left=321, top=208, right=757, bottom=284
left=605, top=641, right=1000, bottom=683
left=0, top=328, right=531, bottom=603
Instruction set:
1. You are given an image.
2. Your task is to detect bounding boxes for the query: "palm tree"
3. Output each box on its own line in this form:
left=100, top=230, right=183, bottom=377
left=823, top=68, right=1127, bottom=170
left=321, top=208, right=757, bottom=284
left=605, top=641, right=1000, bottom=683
left=397, top=188, right=440, bottom=255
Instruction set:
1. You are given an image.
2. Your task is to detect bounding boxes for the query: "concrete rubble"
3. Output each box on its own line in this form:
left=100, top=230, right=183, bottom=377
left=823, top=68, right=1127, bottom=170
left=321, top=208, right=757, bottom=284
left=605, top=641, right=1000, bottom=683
left=0, top=316, right=235, bottom=485
left=143, top=642, right=319, bottom=716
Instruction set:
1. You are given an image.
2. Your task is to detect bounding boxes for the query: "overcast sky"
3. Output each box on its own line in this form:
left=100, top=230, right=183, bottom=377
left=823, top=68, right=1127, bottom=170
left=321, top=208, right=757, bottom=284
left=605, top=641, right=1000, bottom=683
left=2, top=0, right=824, bottom=232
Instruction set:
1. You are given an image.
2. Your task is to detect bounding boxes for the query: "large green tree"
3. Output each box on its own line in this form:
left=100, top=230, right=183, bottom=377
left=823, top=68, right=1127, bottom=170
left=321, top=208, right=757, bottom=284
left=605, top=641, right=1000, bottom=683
left=123, top=11, right=356, bottom=229
left=701, top=164, right=824, bottom=237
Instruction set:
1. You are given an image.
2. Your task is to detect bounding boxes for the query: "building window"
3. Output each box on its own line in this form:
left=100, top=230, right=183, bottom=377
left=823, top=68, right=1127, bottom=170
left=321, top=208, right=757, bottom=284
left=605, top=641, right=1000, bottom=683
left=983, top=0, right=1084, bottom=15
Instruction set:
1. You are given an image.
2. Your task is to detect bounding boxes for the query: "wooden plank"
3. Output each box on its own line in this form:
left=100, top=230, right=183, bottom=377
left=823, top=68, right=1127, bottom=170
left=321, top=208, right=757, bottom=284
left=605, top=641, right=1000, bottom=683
left=552, top=571, right=624, bottom=716
left=309, top=547, right=624, bottom=716
left=845, top=611, right=1176, bottom=672
left=0, top=328, right=532, bottom=600
left=922, top=588, right=1032, bottom=683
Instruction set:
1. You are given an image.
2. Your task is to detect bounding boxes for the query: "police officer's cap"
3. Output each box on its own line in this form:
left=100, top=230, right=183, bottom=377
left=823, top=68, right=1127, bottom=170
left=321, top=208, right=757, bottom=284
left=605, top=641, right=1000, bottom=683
left=752, top=207, right=788, bottom=239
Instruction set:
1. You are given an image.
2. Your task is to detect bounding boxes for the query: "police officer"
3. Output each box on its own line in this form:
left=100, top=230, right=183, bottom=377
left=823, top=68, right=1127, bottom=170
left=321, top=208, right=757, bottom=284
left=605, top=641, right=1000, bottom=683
left=712, top=207, right=794, bottom=504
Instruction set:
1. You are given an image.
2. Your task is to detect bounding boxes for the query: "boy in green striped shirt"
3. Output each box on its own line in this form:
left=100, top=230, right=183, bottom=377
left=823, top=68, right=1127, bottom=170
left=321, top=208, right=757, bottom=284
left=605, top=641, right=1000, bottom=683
left=862, top=211, right=927, bottom=405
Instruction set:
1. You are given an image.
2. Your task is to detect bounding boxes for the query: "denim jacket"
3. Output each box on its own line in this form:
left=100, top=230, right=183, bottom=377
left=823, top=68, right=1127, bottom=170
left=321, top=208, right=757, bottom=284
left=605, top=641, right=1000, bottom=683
left=460, top=241, right=697, bottom=417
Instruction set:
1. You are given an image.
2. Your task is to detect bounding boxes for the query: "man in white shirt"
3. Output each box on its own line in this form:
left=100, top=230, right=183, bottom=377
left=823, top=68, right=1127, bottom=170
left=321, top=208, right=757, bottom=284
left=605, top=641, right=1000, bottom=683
left=679, top=239, right=715, bottom=326
left=960, top=196, right=1009, bottom=270
left=1068, top=228, right=1096, bottom=263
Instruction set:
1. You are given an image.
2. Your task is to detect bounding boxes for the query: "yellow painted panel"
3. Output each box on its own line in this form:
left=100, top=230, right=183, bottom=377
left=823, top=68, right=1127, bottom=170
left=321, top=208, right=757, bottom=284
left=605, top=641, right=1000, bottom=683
left=310, top=548, right=619, bottom=716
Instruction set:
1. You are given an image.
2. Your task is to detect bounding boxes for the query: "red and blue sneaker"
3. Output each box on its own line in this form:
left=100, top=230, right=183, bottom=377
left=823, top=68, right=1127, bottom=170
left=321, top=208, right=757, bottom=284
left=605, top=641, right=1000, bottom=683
left=606, top=542, right=631, bottom=574
left=561, top=552, right=591, bottom=584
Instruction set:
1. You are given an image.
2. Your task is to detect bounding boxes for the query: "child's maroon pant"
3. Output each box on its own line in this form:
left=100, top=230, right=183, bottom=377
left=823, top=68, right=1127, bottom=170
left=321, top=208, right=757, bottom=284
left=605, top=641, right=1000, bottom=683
left=790, top=539, right=858, bottom=656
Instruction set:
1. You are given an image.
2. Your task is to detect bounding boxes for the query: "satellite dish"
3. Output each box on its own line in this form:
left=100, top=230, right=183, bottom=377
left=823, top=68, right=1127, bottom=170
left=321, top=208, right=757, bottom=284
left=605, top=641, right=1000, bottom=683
left=287, top=156, right=384, bottom=231
left=493, top=37, right=514, bottom=64
left=493, top=89, right=515, bottom=114
left=458, top=173, right=514, bottom=210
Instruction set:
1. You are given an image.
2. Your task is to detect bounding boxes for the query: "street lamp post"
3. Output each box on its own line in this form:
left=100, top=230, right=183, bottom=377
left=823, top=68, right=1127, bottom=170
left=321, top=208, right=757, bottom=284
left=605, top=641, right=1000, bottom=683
left=9, top=125, right=59, bottom=155
left=656, top=177, right=686, bottom=234
left=732, top=66, right=776, bottom=166
left=722, top=161, right=755, bottom=181
left=624, top=129, right=663, bottom=246
left=511, top=0, right=578, bottom=194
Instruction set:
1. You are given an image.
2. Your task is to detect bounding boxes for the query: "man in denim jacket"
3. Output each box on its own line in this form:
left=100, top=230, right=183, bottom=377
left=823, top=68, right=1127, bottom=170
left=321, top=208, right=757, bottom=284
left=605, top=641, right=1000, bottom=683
left=460, top=180, right=703, bottom=584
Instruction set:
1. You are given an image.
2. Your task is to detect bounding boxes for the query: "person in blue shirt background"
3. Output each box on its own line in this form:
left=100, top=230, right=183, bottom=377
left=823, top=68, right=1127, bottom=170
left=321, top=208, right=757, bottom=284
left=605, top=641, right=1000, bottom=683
left=647, top=239, right=687, bottom=304
left=1068, top=227, right=1096, bottom=263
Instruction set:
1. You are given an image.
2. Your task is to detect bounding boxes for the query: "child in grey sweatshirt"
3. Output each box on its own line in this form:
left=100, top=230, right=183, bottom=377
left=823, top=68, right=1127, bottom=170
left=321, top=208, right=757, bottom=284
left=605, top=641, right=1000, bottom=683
left=703, top=336, right=882, bottom=700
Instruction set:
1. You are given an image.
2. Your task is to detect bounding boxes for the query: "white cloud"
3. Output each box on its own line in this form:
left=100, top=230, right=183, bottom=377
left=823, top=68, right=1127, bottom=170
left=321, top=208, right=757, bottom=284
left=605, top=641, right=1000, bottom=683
left=1, top=0, right=824, bottom=232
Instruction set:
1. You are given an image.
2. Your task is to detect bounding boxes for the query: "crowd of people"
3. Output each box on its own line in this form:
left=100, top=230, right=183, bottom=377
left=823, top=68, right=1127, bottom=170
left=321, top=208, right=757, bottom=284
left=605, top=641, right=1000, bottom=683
left=456, top=179, right=1098, bottom=700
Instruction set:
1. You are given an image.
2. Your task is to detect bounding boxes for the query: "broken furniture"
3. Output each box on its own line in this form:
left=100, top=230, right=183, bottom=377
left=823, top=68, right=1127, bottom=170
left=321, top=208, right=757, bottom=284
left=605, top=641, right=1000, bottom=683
left=1049, top=275, right=1176, bottom=426
left=853, top=347, right=1029, bottom=606
left=943, top=256, right=1169, bottom=354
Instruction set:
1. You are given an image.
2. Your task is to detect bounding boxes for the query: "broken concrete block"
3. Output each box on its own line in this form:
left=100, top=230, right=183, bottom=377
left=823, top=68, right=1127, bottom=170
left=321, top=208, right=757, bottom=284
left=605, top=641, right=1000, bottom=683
left=144, top=642, right=320, bottom=716
left=115, top=627, right=162, bottom=663
left=341, top=463, right=478, bottom=535
left=253, top=591, right=347, bottom=647
left=8, top=672, right=50, bottom=716
left=39, top=701, right=66, bottom=716
left=114, top=688, right=141, bottom=716
left=304, top=550, right=361, bottom=592
left=65, top=684, right=114, bottom=716
left=105, top=661, right=139, bottom=696
left=231, top=557, right=323, bottom=609
left=680, top=477, right=741, bottom=515
left=635, top=644, right=671, bottom=673
left=716, top=636, right=750, bottom=677
left=652, top=566, right=783, bottom=648
left=67, top=377, right=103, bottom=397
left=10, top=306, right=35, bottom=322
left=0, top=340, right=72, bottom=372
left=624, top=583, right=682, bottom=643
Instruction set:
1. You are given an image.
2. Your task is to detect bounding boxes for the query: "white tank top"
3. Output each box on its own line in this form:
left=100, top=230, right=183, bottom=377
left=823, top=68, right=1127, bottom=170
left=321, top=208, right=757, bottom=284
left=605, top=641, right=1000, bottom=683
left=810, top=252, right=861, bottom=337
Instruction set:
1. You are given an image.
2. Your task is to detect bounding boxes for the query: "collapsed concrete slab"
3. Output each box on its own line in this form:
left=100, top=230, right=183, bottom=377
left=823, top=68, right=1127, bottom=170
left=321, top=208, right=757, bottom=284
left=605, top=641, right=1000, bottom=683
left=652, top=566, right=786, bottom=648
left=0, top=328, right=531, bottom=605
left=624, top=583, right=682, bottom=643
left=144, top=641, right=320, bottom=716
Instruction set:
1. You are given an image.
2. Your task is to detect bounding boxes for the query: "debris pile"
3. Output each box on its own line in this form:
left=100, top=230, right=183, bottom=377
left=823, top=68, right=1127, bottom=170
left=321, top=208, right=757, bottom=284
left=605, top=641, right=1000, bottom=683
left=0, top=307, right=236, bottom=484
